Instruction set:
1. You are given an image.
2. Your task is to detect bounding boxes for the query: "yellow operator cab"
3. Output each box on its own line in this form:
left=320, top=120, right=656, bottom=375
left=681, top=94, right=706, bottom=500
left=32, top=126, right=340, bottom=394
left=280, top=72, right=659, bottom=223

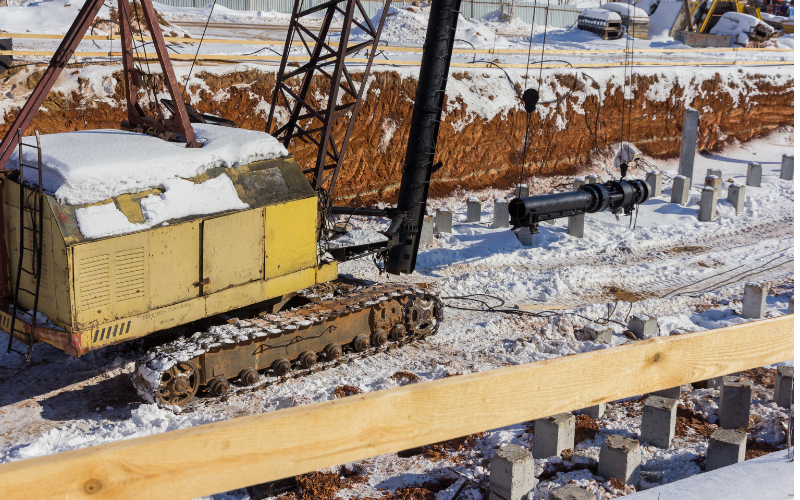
left=2, top=126, right=337, bottom=357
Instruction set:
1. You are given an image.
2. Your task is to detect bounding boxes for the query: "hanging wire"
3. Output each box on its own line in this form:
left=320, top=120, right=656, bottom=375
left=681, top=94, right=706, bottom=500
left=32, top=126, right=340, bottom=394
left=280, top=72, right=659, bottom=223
left=535, top=0, right=552, bottom=99
left=130, top=2, right=158, bottom=115
left=183, top=0, right=219, bottom=96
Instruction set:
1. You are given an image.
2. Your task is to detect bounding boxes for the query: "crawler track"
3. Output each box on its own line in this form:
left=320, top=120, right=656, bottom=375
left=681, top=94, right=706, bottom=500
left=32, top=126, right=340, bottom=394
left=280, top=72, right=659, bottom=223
left=133, top=282, right=443, bottom=407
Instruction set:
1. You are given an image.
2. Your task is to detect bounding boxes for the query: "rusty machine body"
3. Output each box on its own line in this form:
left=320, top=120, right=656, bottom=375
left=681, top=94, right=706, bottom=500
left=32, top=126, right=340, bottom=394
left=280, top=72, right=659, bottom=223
left=0, top=0, right=460, bottom=406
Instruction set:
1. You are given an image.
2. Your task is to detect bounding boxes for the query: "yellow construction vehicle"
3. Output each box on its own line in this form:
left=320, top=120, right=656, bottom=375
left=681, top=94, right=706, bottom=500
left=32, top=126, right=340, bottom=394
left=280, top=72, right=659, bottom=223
left=690, top=0, right=764, bottom=33
left=0, top=0, right=458, bottom=405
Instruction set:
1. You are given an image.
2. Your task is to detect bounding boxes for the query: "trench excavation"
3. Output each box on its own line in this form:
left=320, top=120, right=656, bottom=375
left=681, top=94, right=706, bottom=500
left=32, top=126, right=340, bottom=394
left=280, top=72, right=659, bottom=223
left=0, top=65, right=793, bottom=205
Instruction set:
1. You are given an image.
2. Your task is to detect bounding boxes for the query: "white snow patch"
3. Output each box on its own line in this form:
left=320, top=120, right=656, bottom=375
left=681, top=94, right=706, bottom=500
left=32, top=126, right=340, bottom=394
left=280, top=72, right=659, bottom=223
left=75, top=175, right=248, bottom=239
left=710, top=12, right=775, bottom=47
left=5, top=124, right=288, bottom=205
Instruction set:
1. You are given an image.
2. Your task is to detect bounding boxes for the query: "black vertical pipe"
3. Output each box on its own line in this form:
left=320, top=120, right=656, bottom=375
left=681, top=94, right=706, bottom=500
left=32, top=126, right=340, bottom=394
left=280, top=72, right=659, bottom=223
left=386, top=0, right=461, bottom=275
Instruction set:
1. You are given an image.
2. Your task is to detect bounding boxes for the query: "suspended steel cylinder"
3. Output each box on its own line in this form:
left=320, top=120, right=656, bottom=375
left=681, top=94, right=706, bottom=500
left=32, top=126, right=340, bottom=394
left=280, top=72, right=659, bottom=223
left=509, top=179, right=650, bottom=228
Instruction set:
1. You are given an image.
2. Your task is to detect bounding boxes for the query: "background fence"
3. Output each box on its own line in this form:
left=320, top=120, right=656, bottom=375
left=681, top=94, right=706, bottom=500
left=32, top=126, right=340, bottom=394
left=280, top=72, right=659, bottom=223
left=152, top=0, right=582, bottom=29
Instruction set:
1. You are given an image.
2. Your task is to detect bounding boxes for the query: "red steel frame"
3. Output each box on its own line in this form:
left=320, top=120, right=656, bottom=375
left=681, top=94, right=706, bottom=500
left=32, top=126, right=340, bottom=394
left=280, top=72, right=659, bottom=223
left=0, top=0, right=198, bottom=323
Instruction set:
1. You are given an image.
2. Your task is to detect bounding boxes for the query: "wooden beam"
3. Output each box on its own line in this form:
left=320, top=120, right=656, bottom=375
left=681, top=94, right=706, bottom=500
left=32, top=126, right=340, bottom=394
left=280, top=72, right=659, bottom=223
left=0, top=315, right=792, bottom=500
left=2, top=33, right=794, bottom=53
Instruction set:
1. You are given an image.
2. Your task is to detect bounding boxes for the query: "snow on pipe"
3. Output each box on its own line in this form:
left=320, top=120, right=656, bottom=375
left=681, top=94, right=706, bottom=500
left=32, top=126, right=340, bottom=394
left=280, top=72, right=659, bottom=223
left=509, top=179, right=650, bottom=231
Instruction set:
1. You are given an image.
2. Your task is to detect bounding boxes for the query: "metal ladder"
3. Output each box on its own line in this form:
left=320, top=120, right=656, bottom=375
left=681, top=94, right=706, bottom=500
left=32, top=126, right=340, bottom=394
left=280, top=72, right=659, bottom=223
left=5, top=128, right=45, bottom=362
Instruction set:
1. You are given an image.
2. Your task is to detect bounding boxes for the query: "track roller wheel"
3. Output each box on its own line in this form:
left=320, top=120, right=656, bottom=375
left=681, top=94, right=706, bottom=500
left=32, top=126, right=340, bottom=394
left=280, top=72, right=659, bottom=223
left=272, top=357, right=291, bottom=376
left=324, top=343, right=342, bottom=360
left=207, top=376, right=230, bottom=397
left=353, top=334, right=370, bottom=352
left=239, top=367, right=259, bottom=386
left=371, top=328, right=388, bottom=346
left=390, top=324, right=406, bottom=341
left=156, top=361, right=199, bottom=406
left=299, top=351, right=317, bottom=368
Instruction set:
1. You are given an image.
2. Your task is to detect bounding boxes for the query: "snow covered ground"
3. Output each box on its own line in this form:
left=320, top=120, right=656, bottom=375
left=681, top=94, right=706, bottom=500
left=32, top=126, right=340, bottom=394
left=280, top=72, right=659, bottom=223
left=0, top=0, right=794, bottom=71
left=0, top=128, right=793, bottom=499
left=0, top=1, right=794, bottom=498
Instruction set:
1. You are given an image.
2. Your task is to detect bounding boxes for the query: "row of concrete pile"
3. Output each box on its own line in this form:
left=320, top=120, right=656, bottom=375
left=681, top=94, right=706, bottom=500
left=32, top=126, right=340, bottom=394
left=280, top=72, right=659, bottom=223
left=485, top=282, right=791, bottom=499
left=417, top=105, right=792, bottom=247
left=487, top=365, right=793, bottom=500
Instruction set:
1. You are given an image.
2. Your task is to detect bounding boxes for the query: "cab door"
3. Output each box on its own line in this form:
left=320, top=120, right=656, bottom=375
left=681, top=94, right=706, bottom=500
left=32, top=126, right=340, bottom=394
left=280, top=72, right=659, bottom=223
left=201, top=208, right=265, bottom=295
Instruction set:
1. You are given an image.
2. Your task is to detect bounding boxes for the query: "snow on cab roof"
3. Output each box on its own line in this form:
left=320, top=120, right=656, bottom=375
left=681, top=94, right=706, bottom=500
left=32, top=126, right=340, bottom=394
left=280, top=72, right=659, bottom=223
left=4, top=124, right=289, bottom=206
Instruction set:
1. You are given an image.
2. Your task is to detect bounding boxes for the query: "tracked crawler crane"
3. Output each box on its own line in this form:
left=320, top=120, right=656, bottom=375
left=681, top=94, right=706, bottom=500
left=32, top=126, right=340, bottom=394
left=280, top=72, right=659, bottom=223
left=0, top=0, right=460, bottom=406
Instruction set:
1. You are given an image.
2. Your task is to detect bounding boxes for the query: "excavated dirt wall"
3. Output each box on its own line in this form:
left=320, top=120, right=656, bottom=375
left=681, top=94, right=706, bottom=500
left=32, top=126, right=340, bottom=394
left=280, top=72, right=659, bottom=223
left=0, top=66, right=793, bottom=205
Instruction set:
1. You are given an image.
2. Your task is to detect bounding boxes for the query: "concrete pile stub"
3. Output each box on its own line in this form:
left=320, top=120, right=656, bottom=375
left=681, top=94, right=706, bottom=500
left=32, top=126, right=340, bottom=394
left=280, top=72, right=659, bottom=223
left=419, top=216, right=434, bottom=245
left=568, top=213, right=585, bottom=238
left=516, top=227, right=534, bottom=246
left=719, top=376, right=753, bottom=429
left=586, top=174, right=600, bottom=184
left=573, top=177, right=586, bottom=190
left=533, top=413, right=576, bottom=459
left=583, top=322, right=612, bottom=343
left=466, top=197, right=481, bottom=223
left=773, top=365, right=793, bottom=409
left=671, top=175, right=691, bottom=206
left=576, top=402, right=606, bottom=420
left=435, top=208, right=452, bottom=234
left=698, top=186, right=717, bottom=222
left=646, top=172, right=663, bottom=197
left=678, top=107, right=699, bottom=179
left=653, top=386, right=681, bottom=400
left=695, top=373, right=740, bottom=390
left=704, top=174, right=722, bottom=197
left=707, top=168, right=723, bottom=180
left=515, top=184, right=530, bottom=198
left=742, top=282, right=767, bottom=319
left=551, top=484, right=594, bottom=500
left=726, top=183, right=746, bottom=214
left=628, top=314, right=658, bottom=339
left=780, top=154, right=793, bottom=180
left=746, top=162, right=762, bottom=187
left=598, top=435, right=641, bottom=485
left=489, top=444, right=537, bottom=500
left=641, top=395, right=678, bottom=448
left=706, top=428, right=747, bottom=471
left=493, top=199, right=510, bottom=229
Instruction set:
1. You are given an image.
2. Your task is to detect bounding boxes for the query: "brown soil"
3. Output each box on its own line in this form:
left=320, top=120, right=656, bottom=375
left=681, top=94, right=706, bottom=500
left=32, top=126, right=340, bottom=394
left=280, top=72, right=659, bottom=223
left=391, top=371, right=421, bottom=385
left=397, top=432, right=484, bottom=464
left=574, top=414, right=600, bottom=445
left=612, top=397, right=647, bottom=418
left=608, top=477, right=626, bottom=491
left=675, top=404, right=717, bottom=438
left=332, top=385, right=362, bottom=398
left=379, top=479, right=457, bottom=500
left=0, top=68, right=792, bottom=204
left=663, top=245, right=706, bottom=254
left=741, top=367, right=776, bottom=389
left=745, top=438, right=782, bottom=460
left=604, top=285, right=654, bottom=303
left=282, top=468, right=368, bottom=500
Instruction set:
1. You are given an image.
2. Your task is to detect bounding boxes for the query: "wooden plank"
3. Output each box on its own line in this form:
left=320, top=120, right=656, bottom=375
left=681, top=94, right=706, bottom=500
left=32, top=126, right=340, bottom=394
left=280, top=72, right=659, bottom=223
left=0, top=51, right=793, bottom=69
left=0, top=315, right=792, bottom=500
left=3, top=33, right=793, bottom=53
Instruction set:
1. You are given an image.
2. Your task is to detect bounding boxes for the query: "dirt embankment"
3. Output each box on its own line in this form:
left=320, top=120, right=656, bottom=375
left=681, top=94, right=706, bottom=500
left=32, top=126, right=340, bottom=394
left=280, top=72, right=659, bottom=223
left=0, top=66, right=793, bottom=205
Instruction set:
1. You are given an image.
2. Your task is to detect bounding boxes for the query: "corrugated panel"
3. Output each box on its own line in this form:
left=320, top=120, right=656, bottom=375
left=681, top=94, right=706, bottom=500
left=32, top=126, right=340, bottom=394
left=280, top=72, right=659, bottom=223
left=156, top=0, right=578, bottom=27
left=458, top=0, right=579, bottom=27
